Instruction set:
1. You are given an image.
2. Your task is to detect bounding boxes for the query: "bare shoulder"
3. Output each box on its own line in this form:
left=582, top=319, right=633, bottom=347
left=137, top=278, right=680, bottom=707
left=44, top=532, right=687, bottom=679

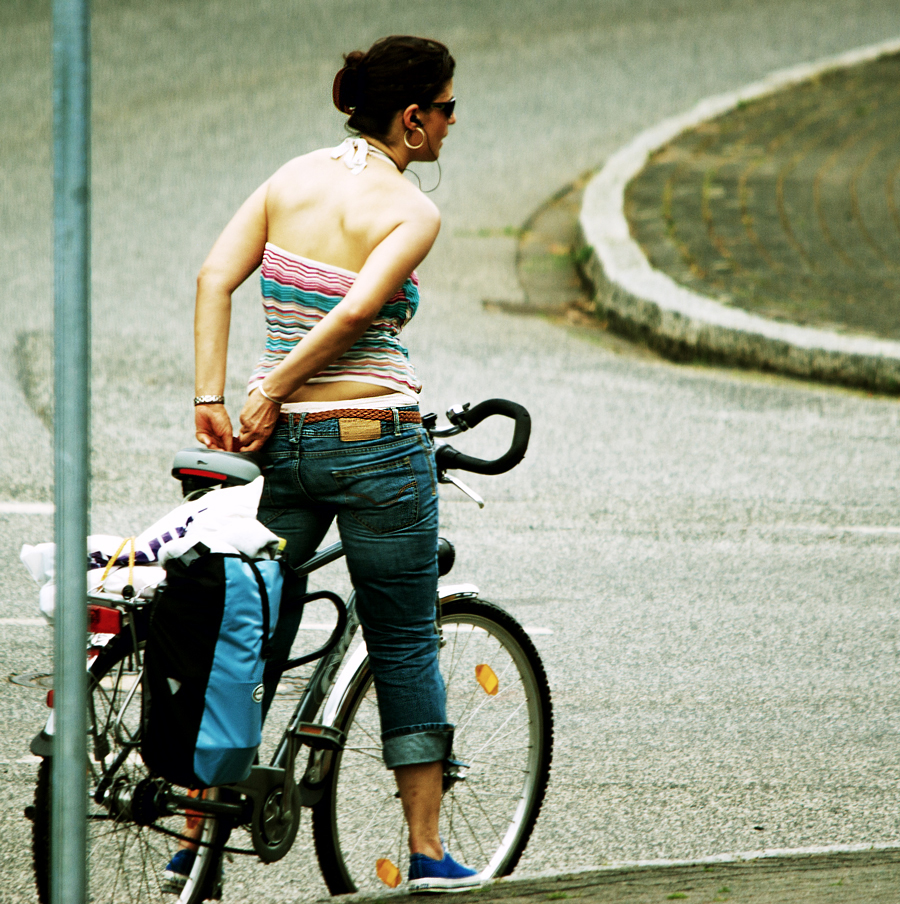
left=268, top=149, right=333, bottom=189
left=263, top=147, right=441, bottom=266
left=397, top=182, right=441, bottom=233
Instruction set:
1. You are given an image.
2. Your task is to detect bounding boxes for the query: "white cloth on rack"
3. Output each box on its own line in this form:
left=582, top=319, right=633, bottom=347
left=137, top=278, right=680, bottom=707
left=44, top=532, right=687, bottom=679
left=157, top=476, right=280, bottom=563
left=20, top=476, right=280, bottom=622
left=20, top=542, right=165, bottom=623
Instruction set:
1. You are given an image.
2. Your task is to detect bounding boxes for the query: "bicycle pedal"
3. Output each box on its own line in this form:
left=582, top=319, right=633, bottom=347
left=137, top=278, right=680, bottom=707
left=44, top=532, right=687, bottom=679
left=292, top=722, right=345, bottom=751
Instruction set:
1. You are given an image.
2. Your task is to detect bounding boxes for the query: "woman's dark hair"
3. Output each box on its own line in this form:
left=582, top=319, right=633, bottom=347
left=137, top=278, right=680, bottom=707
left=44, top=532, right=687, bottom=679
left=333, top=36, right=455, bottom=139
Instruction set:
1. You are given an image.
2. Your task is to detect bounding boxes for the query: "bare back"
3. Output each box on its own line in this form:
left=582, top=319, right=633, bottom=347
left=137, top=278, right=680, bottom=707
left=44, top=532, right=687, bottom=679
left=264, top=148, right=435, bottom=275
left=253, top=147, right=438, bottom=403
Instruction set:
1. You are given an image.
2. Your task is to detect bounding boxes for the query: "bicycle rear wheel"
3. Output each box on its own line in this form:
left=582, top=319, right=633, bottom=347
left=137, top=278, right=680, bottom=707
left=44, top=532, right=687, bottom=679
left=312, top=597, right=553, bottom=895
left=31, top=631, right=228, bottom=904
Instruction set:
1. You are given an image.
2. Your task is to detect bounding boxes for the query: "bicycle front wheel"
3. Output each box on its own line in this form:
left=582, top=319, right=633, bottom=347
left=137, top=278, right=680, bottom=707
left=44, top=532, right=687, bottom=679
left=312, top=597, right=553, bottom=895
left=31, top=631, right=228, bottom=904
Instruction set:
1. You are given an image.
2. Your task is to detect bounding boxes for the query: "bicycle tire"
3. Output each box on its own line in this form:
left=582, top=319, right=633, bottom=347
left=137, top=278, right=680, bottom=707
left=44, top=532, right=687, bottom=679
left=31, top=631, right=228, bottom=904
left=312, top=597, right=553, bottom=895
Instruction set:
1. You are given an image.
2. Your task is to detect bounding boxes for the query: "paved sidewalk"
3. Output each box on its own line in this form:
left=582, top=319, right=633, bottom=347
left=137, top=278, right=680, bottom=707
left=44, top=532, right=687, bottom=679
left=625, top=52, right=900, bottom=341
left=576, top=42, right=900, bottom=392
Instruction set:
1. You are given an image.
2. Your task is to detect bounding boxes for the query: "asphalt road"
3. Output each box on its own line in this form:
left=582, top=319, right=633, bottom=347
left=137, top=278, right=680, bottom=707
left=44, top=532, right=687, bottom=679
left=2, top=1, right=900, bottom=901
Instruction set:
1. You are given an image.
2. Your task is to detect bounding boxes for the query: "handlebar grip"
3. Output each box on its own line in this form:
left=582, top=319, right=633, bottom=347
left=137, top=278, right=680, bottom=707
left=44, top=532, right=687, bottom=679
left=434, top=399, right=531, bottom=475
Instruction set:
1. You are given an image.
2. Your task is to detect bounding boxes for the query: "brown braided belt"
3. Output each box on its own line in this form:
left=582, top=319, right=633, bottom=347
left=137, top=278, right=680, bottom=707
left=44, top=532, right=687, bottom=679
left=278, top=407, right=422, bottom=425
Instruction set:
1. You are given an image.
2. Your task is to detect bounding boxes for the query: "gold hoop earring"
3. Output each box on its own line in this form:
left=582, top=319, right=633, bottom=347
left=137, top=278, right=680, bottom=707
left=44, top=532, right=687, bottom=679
left=404, top=126, right=426, bottom=150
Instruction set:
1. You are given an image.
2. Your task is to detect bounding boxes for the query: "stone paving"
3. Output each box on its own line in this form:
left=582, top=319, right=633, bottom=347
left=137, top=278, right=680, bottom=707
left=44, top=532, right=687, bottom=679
left=624, top=51, right=900, bottom=342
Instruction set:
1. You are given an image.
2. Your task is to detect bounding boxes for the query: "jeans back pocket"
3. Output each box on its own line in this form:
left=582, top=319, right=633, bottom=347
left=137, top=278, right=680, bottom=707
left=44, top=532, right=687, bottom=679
left=332, top=455, right=419, bottom=534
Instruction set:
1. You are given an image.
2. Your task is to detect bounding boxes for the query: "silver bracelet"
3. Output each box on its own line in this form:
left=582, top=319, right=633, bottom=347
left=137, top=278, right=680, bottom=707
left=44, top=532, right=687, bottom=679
left=194, top=395, right=225, bottom=406
left=257, top=384, right=283, bottom=405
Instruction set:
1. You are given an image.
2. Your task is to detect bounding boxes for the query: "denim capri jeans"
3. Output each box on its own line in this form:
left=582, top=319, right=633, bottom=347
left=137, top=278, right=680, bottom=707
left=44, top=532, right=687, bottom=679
left=255, top=406, right=453, bottom=769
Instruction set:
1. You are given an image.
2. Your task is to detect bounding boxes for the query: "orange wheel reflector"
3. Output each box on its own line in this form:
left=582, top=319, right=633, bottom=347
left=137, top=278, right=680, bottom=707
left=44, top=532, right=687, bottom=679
left=476, top=663, right=499, bottom=696
left=376, top=858, right=402, bottom=888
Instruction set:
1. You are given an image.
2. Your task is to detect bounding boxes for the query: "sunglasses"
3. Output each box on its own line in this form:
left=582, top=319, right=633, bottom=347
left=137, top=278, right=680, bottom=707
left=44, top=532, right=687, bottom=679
left=429, top=97, right=456, bottom=118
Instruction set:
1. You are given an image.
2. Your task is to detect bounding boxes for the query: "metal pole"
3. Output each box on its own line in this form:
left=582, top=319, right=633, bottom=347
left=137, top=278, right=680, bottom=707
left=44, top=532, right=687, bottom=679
left=51, top=0, right=91, bottom=902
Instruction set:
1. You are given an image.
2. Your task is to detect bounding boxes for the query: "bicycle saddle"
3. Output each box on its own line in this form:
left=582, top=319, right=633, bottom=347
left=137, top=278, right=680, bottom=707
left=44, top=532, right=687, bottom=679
left=172, top=447, right=262, bottom=494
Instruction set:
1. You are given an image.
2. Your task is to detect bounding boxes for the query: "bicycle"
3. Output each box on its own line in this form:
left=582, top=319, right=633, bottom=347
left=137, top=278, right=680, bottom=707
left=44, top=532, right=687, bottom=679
left=28, top=399, right=553, bottom=904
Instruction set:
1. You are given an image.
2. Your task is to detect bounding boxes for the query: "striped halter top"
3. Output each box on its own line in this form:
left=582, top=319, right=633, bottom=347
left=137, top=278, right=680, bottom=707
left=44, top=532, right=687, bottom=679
left=248, top=242, right=422, bottom=397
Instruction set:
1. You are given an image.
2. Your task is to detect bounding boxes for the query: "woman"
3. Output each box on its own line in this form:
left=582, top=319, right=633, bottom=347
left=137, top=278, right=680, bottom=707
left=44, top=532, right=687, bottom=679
left=180, top=35, right=477, bottom=893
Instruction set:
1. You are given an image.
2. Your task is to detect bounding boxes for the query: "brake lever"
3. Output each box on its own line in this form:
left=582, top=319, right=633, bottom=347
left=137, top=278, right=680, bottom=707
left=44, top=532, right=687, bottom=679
left=424, top=412, right=465, bottom=440
left=439, top=472, right=485, bottom=508
left=446, top=403, right=472, bottom=429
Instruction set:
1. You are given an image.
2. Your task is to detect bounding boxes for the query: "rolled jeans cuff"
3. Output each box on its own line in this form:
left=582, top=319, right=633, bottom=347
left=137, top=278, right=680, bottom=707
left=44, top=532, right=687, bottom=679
left=382, top=724, right=454, bottom=769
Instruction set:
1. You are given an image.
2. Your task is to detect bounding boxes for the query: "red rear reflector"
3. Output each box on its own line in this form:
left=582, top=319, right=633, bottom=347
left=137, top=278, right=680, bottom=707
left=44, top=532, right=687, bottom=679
left=88, top=606, right=122, bottom=635
left=47, top=690, right=54, bottom=708
left=179, top=468, right=228, bottom=481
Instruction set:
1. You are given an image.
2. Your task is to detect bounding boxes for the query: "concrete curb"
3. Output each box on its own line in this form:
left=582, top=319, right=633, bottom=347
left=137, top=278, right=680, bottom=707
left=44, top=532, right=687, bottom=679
left=512, top=840, right=900, bottom=879
left=578, top=37, right=900, bottom=393
left=327, top=844, right=900, bottom=904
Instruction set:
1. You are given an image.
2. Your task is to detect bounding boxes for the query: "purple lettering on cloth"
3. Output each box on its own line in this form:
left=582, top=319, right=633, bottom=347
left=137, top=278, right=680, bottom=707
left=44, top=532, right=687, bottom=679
left=84, top=510, right=204, bottom=571
left=114, top=551, right=152, bottom=566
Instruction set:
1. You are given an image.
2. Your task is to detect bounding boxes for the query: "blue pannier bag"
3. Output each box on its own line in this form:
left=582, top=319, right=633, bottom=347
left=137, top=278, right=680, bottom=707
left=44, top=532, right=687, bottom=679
left=142, top=546, right=283, bottom=788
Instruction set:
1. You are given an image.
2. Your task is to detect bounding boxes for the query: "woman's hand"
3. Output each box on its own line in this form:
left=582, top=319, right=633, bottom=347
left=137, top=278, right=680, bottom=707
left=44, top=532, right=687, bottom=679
left=238, top=389, right=281, bottom=452
left=196, top=405, right=234, bottom=451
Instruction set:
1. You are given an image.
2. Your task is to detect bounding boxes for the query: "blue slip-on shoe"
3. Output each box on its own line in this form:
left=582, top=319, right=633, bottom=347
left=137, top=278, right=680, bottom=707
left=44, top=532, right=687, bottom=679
left=162, top=848, right=196, bottom=893
left=408, top=851, right=482, bottom=893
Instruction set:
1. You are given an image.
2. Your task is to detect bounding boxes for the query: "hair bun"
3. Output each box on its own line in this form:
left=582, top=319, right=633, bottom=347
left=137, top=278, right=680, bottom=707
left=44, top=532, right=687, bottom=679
left=332, top=68, right=350, bottom=113
left=335, top=37, right=455, bottom=139
left=333, top=51, right=365, bottom=113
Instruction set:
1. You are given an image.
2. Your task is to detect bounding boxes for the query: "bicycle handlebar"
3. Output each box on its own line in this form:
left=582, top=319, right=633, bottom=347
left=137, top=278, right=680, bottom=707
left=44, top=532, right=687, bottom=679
left=432, top=399, right=531, bottom=476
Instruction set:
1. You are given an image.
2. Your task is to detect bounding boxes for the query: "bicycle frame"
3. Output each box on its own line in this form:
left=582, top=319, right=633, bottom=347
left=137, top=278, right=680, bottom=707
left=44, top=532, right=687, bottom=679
left=237, top=539, right=481, bottom=816
left=81, top=535, right=478, bottom=848
left=31, top=532, right=480, bottom=848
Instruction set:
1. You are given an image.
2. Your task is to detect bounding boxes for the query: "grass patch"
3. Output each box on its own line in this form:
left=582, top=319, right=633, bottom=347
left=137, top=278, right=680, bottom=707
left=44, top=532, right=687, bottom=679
left=455, top=225, right=523, bottom=239
left=572, top=244, right=594, bottom=269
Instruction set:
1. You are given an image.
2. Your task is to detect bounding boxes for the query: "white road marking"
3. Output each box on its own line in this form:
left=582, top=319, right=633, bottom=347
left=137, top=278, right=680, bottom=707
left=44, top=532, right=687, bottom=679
left=788, top=525, right=900, bottom=536
left=0, top=617, right=552, bottom=635
left=300, top=622, right=552, bottom=635
left=0, top=502, right=54, bottom=514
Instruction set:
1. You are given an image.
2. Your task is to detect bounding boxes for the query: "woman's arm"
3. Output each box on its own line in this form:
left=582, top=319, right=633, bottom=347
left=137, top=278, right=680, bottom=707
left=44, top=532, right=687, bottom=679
left=194, top=181, right=269, bottom=450
left=238, top=206, right=440, bottom=451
